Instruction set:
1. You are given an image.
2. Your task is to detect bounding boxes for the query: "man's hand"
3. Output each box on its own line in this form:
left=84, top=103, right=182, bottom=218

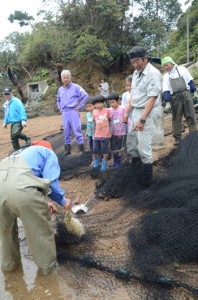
left=21, top=120, right=27, bottom=127
left=123, top=112, right=129, bottom=123
left=3, top=123, right=7, bottom=128
left=134, top=120, right=145, bottom=131
left=48, top=202, right=57, bottom=214
left=63, top=198, right=72, bottom=211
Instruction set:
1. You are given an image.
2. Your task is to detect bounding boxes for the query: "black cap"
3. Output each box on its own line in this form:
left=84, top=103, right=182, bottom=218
left=3, top=87, right=12, bottom=94
left=85, top=96, right=94, bottom=105
left=128, top=46, right=150, bottom=59
left=92, top=94, right=105, bottom=104
left=108, top=93, right=119, bottom=101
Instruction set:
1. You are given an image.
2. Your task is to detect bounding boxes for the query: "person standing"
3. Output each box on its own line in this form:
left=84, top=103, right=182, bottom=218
left=124, top=46, right=162, bottom=185
left=56, top=70, right=88, bottom=155
left=162, top=56, right=197, bottom=146
left=98, top=78, right=109, bottom=107
left=121, top=75, right=133, bottom=130
left=85, top=96, right=95, bottom=166
left=108, top=93, right=126, bottom=168
left=0, top=141, right=72, bottom=275
left=2, top=87, right=31, bottom=151
left=92, top=95, right=112, bottom=172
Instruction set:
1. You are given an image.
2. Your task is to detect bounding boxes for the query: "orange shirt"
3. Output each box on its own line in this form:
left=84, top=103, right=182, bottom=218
left=93, top=108, right=112, bottom=138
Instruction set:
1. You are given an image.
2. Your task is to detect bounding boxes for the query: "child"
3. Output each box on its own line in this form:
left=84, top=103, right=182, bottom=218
left=85, top=97, right=95, bottom=166
left=121, top=75, right=133, bottom=129
left=108, top=93, right=126, bottom=168
left=92, top=95, right=112, bottom=172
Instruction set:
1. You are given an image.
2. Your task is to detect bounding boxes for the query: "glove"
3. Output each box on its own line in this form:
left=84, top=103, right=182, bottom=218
left=3, top=123, right=7, bottom=128
left=21, top=120, right=27, bottom=127
left=164, top=102, right=171, bottom=114
left=162, top=101, right=166, bottom=108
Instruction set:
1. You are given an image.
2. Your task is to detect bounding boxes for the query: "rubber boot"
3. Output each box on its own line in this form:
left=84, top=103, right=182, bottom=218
left=142, top=163, right=153, bottom=186
left=78, top=144, right=84, bottom=155
left=25, top=137, right=31, bottom=147
left=114, top=155, right=121, bottom=168
left=100, top=159, right=108, bottom=172
left=93, top=157, right=100, bottom=168
left=64, top=144, right=71, bottom=155
left=132, top=157, right=143, bottom=175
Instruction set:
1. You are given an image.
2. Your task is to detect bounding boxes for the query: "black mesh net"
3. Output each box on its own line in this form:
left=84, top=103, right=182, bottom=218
left=48, top=130, right=198, bottom=299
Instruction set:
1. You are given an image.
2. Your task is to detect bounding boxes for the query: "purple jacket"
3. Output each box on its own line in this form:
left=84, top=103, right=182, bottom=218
left=56, top=82, right=88, bottom=111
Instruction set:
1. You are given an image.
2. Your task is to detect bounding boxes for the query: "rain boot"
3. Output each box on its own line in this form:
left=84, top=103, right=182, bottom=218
left=114, top=155, right=121, bottom=168
left=64, top=144, right=71, bottom=155
left=142, top=163, right=153, bottom=186
left=93, top=157, right=100, bottom=168
left=78, top=144, right=84, bottom=155
left=100, top=159, right=108, bottom=172
left=25, top=137, right=31, bottom=147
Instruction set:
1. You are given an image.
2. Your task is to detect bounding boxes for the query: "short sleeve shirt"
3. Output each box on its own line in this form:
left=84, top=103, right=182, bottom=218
left=93, top=108, right=112, bottom=138
left=109, top=106, right=126, bottom=136
left=131, top=62, right=162, bottom=108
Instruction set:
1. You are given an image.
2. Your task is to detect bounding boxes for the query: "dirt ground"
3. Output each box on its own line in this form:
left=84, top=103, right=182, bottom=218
left=0, top=112, right=197, bottom=300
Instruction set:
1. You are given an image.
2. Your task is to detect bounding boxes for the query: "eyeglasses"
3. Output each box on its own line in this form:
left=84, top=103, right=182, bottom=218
left=4, top=93, right=11, bottom=95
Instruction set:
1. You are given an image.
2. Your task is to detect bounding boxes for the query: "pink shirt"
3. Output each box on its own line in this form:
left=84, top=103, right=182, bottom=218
left=93, top=108, right=112, bottom=138
left=109, top=106, right=126, bottom=136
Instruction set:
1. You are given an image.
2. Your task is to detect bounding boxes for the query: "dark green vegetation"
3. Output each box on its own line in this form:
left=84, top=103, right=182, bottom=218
left=0, top=0, right=197, bottom=111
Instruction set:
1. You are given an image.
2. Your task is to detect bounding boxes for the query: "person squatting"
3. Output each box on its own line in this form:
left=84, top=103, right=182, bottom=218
left=0, top=141, right=72, bottom=275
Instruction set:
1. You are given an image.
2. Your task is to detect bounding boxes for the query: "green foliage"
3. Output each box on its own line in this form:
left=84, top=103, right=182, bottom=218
left=75, top=34, right=111, bottom=60
left=192, top=68, right=198, bottom=80
left=31, top=69, right=50, bottom=82
left=8, top=10, right=34, bottom=27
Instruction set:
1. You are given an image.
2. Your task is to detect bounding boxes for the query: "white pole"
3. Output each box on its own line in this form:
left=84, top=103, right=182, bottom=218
left=187, top=14, right=189, bottom=63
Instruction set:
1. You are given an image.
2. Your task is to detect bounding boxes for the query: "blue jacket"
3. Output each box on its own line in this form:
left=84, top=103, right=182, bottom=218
left=4, top=96, right=27, bottom=124
left=19, top=146, right=66, bottom=206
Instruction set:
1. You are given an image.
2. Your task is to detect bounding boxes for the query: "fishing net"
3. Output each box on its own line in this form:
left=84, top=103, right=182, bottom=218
left=48, top=130, right=198, bottom=299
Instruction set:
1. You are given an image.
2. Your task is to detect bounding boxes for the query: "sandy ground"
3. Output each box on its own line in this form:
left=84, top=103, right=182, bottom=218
left=0, top=111, right=176, bottom=159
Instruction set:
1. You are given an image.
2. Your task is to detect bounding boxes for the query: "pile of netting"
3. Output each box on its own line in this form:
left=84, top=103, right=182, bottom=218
left=52, top=131, right=198, bottom=299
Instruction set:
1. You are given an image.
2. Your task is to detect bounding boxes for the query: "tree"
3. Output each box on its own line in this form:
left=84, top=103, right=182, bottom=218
left=8, top=11, right=34, bottom=27
left=132, top=0, right=182, bottom=54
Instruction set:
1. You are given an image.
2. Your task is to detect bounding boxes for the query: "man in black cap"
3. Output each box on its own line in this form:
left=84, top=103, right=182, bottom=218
left=124, top=46, right=162, bottom=185
left=2, top=87, right=31, bottom=151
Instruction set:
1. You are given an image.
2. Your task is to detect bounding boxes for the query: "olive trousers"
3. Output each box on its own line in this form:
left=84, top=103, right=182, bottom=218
left=0, top=155, right=56, bottom=275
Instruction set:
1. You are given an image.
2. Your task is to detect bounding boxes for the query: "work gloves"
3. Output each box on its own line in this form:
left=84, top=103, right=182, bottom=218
left=164, top=102, right=171, bottom=114
left=21, top=120, right=27, bottom=127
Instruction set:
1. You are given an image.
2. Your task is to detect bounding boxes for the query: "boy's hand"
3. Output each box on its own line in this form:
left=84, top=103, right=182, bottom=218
left=63, top=198, right=72, bottom=211
left=85, top=132, right=88, bottom=139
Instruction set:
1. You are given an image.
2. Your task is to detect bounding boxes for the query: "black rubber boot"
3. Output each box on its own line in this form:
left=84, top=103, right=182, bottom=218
left=132, top=157, right=143, bottom=175
left=142, top=163, right=153, bottom=187
left=64, top=144, right=71, bottom=155
left=78, top=144, right=84, bottom=155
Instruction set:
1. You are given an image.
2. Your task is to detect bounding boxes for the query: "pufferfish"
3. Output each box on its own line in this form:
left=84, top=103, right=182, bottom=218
left=64, top=211, right=85, bottom=237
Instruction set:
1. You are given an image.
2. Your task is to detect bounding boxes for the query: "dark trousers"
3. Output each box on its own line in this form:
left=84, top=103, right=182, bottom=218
left=88, top=136, right=93, bottom=152
left=11, top=122, right=30, bottom=151
left=171, top=91, right=197, bottom=140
